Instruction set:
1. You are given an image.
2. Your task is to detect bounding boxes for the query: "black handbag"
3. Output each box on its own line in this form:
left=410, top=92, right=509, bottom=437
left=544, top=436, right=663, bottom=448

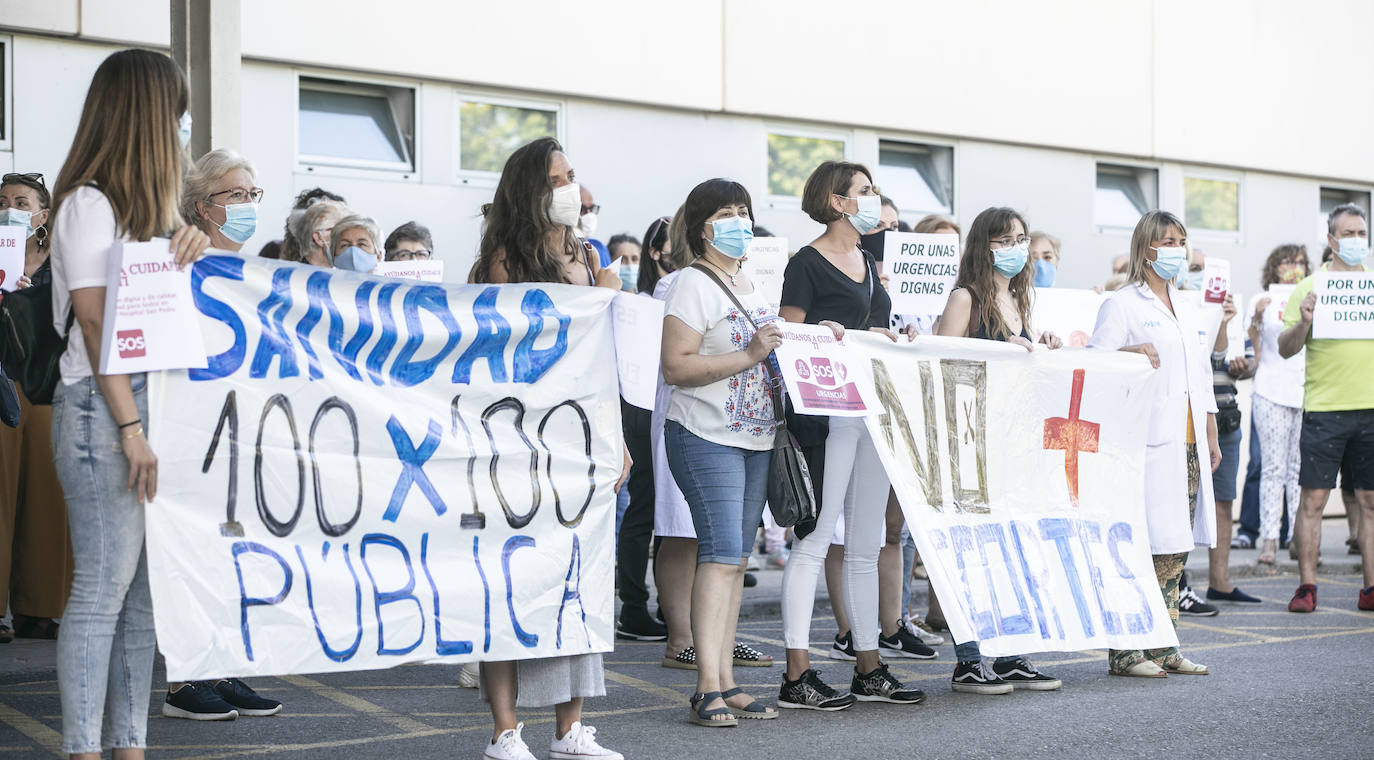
left=0, top=260, right=73, bottom=406
left=689, top=263, right=818, bottom=527
left=0, top=364, right=19, bottom=428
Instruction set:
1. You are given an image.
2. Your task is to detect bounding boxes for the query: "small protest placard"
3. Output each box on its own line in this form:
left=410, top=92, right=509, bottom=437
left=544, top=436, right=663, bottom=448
left=1313, top=271, right=1374, bottom=339
left=98, top=239, right=208, bottom=374
left=1030, top=288, right=1105, bottom=348
left=742, top=237, right=788, bottom=312
left=374, top=260, right=444, bottom=282
left=612, top=292, right=664, bottom=410
left=0, top=227, right=23, bottom=292
left=881, top=232, right=960, bottom=316
left=774, top=322, right=878, bottom=416
left=1203, top=258, right=1231, bottom=304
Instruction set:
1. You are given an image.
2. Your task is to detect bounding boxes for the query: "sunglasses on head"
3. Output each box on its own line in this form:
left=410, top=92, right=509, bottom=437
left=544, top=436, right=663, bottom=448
left=2, top=172, right=44, bottom=188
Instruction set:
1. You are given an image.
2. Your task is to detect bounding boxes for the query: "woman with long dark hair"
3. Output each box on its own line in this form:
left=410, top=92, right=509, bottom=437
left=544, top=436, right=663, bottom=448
left=49, top=49, right=210, bottom=759
left=469, top=137, right=624, bottom=760
left=936, top=206, right=1063, bottom=695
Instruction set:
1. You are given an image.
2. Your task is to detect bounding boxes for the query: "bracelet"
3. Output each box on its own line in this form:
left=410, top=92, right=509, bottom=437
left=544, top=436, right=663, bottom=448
left=121, top=425, right=144, bottom=440
left=118, top=419, right=141, bottom=430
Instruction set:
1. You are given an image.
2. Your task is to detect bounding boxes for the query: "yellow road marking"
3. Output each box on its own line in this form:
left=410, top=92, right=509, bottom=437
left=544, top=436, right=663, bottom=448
left=0, top=700, right=62, bottom=757
left=278, top=674, right=434, bottom=734
left=601, top=667, right=687, bottom=704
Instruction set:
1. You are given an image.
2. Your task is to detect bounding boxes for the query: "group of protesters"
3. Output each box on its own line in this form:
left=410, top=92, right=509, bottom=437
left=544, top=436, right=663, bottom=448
left=0, top=47, right=1370, bottom=760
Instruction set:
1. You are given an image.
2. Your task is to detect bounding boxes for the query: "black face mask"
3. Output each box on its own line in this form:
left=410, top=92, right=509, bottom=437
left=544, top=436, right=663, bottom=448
left=860, top=230, right=888, bottom=260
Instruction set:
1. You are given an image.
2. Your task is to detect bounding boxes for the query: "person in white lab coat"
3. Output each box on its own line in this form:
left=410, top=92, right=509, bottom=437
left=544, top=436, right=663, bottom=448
left=1088, top=210, right=1220, bottom=678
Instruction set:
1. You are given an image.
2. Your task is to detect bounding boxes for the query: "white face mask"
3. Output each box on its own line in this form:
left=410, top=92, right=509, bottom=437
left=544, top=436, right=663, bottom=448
left=578, top=211, right=599, bottom=237
left=549, top=183, right=582, bottom=227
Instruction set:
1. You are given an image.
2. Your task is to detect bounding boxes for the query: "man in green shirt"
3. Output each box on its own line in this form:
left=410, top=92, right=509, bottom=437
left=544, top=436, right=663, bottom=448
left=1278, top=203, right=1374, bottom=613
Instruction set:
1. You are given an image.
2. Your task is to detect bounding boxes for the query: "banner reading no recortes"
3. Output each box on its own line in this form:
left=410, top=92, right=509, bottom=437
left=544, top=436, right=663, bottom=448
left=147, top=255, right=621, bottom=681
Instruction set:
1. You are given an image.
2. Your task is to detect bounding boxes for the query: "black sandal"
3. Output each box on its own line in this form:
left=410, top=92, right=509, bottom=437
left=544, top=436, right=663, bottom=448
left=689, top=691, right=738, bottom=727
left=722, top=687, right=777, bottom=720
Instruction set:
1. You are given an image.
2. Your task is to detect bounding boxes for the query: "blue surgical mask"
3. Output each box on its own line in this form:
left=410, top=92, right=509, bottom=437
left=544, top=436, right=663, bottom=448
left=1336, top=236, right=1370, bottom=266
left=842, top=194, right=883, bottom=235
left=619, top=264, right=639, bottom=292
left=1149, top=246, right=1188, bottom=281
left=709, top=216, right=753, bottom=259
left=1033, top=258, right=1057, bottom=287
left=0, top=208, right=33, bottom=239
left=178, top=112, right=193, bottom=149
left=1178, top=269, right=1205, bottom=290
left=334, top=245, right=378, bottom=272
left=214, top=202, right=258, bottom=245
left=992, top=241, right=1029, bottom=278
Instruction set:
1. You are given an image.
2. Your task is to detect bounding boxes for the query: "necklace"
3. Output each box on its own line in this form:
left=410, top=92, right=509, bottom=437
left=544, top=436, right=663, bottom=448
left=704, top=257, right=742, bottom=286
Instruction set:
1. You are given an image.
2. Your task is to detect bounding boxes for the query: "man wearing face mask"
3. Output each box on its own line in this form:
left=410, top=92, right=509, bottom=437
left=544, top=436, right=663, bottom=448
left=182, top=149, right=262, bottom=253
left=1278, top=203, right=1374, bottom=613
left=1178, top=248, right=1207, bottom=290
left=578, top=184, right=610, bottom=268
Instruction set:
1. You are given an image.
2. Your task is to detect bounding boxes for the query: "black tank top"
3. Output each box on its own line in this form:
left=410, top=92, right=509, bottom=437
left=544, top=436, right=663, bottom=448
left=968, top=293, right=1030, bottom=342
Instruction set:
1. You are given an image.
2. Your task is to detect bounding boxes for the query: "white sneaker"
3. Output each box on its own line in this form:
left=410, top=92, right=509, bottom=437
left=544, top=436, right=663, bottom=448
left=904, top=616, right=945, bottom=646
left=458, top=662, right=480, bottom=688
left=484, top=722, right=536, bottom=760
left=549, top=722, right=623, bottom=760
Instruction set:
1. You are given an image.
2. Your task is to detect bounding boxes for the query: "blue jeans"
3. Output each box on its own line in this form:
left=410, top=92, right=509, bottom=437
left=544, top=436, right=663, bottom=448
left=1212, top=425, right=1244, bottom=501
left=52, top=375, right=155, bottom=755
left=954, top=640, right=1018, bottom=664
left=663, top=420, right=771, bottom=565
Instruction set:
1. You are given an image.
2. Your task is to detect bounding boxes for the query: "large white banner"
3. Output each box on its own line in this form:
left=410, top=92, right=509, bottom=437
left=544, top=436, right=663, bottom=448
left=147, top=255, right=621, bottom=681
left=809, top=334, right=1176, bottom=656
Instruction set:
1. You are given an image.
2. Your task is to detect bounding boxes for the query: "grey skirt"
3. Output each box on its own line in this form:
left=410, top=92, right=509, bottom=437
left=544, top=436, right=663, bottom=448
left=479, top=653, right=605, bottom=708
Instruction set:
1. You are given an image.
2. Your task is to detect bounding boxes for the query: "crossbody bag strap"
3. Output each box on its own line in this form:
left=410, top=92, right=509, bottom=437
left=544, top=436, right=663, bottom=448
left=689, top=262, right=786, bottom=422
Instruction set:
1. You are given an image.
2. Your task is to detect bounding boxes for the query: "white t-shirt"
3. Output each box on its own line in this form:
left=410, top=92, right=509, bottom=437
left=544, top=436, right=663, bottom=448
left=664, top=267, right=778, bottom=451
left=1252, top=299, right=1305, bottom=409
left=50, top=186, right=123, bottom=384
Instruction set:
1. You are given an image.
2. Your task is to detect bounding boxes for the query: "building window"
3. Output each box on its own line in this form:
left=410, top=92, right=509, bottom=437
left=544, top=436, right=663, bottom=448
left=1095, top=163, right=1156, bottom=229
left=877, top=140, right=953, bottom=216
left=298, top=76, right=415, bottom=172
left=1183, top=175, right=1240, bottom=233
left=0, top=37, right=10, bottom=152
left=767, top=132, right=845, bottom=197
left=1320, top=186, right=1371, bottom=231
left=457, top=97, right=560, bottom=176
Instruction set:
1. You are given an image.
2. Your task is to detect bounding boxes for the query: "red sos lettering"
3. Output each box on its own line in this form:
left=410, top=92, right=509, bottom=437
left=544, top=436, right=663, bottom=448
left=811, top=357, right=836, bottom=386
left=116, top=329, right=147, bottom=359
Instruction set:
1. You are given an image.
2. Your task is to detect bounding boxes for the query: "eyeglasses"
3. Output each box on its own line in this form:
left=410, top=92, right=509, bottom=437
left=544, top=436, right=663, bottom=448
left=1, top=172, right=44, bottom=187
left=208, top=187, right=265, bottom=205
left=990, top=235, right=1030, bottom=247
left=388, top=249, right=432, bottom=261
left=581, top=203, right=600, bottom=215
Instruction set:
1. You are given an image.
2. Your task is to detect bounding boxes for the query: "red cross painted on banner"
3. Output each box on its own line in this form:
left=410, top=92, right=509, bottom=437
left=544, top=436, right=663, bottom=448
left=1042, top=368, right=1099, bottom=508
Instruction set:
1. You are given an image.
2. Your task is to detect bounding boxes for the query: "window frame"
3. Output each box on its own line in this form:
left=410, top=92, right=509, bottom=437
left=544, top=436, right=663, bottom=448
left=1093, top=160, right=1159, bottom=233
left=0, top=36, right=12, bottom=153
left=453, top=89, right=565, bottom=188
left=875, top=136, right=957, bottom=219
left=764, top=124, right=851, bottom=204
left=294, top=70, right=420, bottom=180
left=1182, top=169, right=1244, bottom=242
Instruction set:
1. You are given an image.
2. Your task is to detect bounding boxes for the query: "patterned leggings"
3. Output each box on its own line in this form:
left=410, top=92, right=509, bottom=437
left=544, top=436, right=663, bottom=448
left=1108, top=445, right=1199, bottom=671
left=1252, top=394, right=1302, bottom=541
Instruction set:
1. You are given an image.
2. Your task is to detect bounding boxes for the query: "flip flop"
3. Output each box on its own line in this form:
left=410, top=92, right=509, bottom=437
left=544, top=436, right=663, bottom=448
left=689, top=691, right=738, bottom=727
left=722, top=687, right=778, bottom=720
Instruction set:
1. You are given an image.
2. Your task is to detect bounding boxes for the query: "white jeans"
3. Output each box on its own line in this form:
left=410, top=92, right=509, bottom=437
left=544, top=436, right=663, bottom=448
left=781, top=417, right=890, bottom=651
left=1252, top=394, right=1302, bottom=541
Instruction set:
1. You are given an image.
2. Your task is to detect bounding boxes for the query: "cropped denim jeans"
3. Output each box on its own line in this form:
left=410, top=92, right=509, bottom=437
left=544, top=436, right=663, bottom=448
left=52, top=374, right=155, bottom=755
left=663, top=420, right=771, bottom=566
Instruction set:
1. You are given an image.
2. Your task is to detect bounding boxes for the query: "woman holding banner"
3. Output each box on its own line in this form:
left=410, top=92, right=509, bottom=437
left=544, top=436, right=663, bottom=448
left=778, top=161, right=925, bottom=712
left=1088, top=209, right=1218, bottom=678
left=49, top=49, right=211, bottom=758
left=468, top=136, right=624, bottom=760
left=935, top=206, right=1063, bottom=694
left=660, top=178, right=782, bottom=726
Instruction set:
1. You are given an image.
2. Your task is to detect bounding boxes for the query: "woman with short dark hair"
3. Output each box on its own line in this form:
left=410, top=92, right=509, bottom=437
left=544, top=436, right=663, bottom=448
left=384, top=220, right=434, bottom=261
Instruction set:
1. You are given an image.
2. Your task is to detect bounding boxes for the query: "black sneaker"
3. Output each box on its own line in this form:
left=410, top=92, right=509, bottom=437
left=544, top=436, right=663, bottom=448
left=163, top=681, right=238, bottom=720
left=777, top=668, right=855, bottom=711
left=213, top=678, right=283, bottom=716
left=878, top=624, right=937, bottom=660
left=990, top=657, right=1062, bottom=691
left=829, top=631, right=856, bottom=661
left=615, top=605, right=668, bottom=641
left=950, top=661, right=1013, bottom=695
left=1178, top=587, right=1220, bottom=617
left=850, top=663, right=925, bottom=704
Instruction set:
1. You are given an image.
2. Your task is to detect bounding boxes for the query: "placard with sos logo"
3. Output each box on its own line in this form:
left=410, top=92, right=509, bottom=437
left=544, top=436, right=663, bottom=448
left=773, top=322, right=878, bottom=416
left=98, top=239, right=209, bottom=374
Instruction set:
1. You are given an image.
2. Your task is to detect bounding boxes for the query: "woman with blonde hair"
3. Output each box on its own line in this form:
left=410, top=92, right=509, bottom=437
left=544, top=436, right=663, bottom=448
left=180, top=148, right=263, bottom=252
left=49, top=49, right=209, bottom=758
left=1088, top=210, right=1219, bottom=678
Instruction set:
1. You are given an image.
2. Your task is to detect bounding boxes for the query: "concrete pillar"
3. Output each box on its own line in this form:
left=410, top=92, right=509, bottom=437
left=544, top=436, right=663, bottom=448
left=170, top=0, right=242, bottom=160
